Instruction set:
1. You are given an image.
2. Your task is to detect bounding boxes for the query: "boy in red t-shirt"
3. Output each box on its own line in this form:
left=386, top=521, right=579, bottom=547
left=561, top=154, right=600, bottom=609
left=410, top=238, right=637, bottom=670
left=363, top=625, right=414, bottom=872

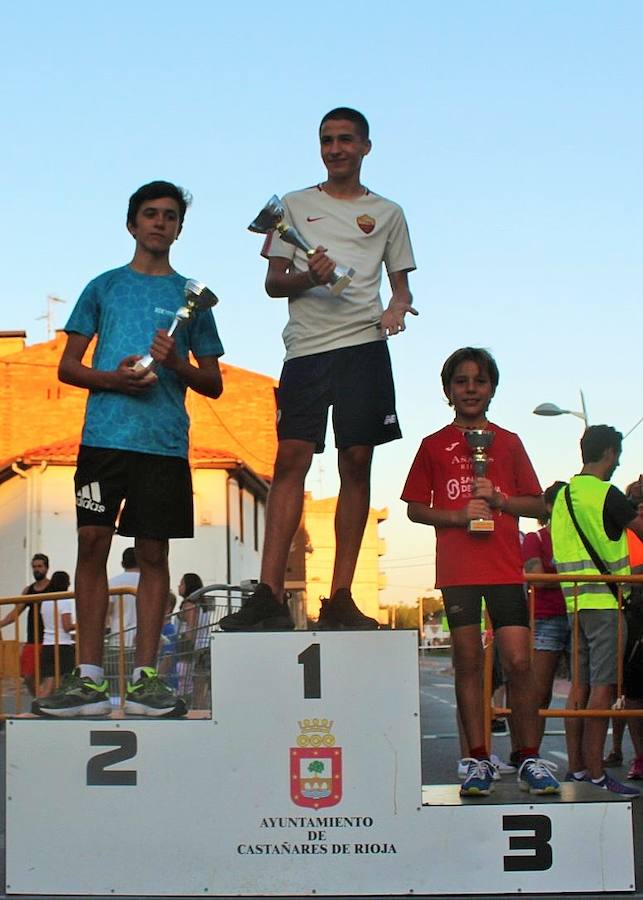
left=402, top=347, right=560, bottom=796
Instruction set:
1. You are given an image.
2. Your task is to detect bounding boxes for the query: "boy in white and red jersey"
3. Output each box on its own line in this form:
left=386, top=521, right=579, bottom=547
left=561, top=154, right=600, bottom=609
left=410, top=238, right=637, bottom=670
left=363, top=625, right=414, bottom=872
left=219, top=107, right=417, bottom=632
left=402, top=347, right=559, bottom=796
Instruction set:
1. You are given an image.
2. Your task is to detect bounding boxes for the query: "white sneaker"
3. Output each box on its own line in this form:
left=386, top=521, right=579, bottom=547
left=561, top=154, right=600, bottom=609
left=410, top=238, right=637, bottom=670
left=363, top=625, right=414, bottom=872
left=490, top=753, right=517, bottom=775
left=458, top=757, right=503, bottom=781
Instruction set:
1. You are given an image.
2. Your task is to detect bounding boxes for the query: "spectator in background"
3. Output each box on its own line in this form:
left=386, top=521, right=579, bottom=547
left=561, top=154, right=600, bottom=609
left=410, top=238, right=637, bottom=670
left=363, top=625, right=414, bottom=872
left=38, top=571, right=75, bottom=698
left=0, top=553, right=49, bottom=696
left=179, top=573, right=204, bottom=604
left=157, top=590, right=178, bottom=689
left=551, top=425, right=643, bottom=796
left=176, top=574, right=209, bottom=707
left=107, top=547, right=140, bottom=652
left=623, top=479, right=643, bottom=780
left=522, top=481, right=569, bottom=745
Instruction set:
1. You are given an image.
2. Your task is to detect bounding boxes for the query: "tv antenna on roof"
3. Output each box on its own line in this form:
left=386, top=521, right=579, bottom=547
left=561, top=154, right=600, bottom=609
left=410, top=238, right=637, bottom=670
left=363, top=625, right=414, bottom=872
left=36, top=295, right=66, bottom=340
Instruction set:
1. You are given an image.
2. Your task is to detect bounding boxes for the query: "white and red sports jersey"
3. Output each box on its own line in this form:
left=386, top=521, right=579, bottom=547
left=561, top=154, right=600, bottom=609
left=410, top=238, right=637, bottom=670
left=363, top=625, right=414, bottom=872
left=262, top=185, right=415, bottom=360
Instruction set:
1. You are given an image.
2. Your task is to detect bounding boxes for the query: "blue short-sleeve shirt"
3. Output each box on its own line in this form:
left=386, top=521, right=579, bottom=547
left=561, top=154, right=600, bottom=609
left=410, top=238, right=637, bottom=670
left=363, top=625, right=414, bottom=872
left=65, top=265, right=224, bottom=458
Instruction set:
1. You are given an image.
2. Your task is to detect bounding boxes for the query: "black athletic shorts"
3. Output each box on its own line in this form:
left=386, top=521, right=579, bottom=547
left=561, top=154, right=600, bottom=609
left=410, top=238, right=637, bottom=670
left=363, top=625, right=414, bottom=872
left=442, top=584, right=529, bottom=631
left=41, top=644, right=76, bottom=679
left=75, top=445, right=194, bottom=539
left=276, top=341, right=402, bottom=453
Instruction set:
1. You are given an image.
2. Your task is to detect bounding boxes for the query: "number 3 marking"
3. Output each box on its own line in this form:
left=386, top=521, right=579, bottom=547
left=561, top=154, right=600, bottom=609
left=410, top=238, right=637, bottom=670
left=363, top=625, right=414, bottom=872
left=86, top=731, right=137, bottom=786
left=503, top=814, right=553, bottom=871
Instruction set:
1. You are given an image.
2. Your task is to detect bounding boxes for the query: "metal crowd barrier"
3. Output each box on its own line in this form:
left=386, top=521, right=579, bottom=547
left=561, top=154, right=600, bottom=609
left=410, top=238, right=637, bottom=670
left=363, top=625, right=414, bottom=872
left=485, top=572, right=643, bottom=738
left=0, top=583, right=306, bottom=716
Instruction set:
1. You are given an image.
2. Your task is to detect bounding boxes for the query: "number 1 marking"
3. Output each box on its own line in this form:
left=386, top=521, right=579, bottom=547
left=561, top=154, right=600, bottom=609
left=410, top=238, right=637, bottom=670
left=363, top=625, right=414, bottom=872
left=298, top=643, right=321, bottom=698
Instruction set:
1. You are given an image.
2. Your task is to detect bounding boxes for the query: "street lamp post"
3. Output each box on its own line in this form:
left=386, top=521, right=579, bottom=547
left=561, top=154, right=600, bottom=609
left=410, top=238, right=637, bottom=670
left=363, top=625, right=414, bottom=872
left=533, top=390, right=588, bottom=428
left=534, top=392, right=643, bottom=441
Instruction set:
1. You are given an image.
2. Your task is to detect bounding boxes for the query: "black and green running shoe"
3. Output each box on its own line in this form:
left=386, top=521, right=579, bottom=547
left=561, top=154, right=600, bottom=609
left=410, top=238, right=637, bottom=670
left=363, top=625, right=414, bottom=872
left=124, top=667, right=187, bottom=718
left=32, top=668, right=111, bottom=718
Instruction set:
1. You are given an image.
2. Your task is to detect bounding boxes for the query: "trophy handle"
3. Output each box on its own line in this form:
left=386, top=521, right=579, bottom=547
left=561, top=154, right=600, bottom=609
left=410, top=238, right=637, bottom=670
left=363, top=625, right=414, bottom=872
left=132, top=307, right=191, bottom=373
left=276, top=222, right=313, bottom=256
left=132, top=354, right=155, bottom=373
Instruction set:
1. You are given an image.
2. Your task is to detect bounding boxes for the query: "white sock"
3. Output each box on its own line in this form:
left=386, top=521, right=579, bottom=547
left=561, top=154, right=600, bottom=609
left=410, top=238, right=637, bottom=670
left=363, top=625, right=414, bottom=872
left=79, top=665, right=104, bottom=683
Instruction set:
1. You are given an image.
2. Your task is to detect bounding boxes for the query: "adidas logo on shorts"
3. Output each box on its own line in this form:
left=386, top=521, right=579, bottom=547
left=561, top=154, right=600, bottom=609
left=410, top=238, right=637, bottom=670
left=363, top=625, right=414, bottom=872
left=76, top=481, right=106, bottom=513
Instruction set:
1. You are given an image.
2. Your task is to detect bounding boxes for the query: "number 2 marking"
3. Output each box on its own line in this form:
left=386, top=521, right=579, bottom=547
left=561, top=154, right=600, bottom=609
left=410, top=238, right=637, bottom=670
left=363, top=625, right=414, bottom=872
left=298, top=643, right=321, bottom=698
left=86, top=731, right=137, bottom=786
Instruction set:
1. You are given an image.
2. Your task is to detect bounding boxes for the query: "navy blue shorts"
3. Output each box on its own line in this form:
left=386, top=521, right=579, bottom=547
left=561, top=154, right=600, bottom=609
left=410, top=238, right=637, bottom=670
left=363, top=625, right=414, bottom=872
left=74, top=446, right=193, bottom=539
left=276, top=342, right=402, bottom=453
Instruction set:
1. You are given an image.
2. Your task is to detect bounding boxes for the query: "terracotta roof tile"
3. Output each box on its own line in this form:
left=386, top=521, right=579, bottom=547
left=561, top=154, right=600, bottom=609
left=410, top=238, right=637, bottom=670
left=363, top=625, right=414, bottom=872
left=0, top=335, right=278, bottom=480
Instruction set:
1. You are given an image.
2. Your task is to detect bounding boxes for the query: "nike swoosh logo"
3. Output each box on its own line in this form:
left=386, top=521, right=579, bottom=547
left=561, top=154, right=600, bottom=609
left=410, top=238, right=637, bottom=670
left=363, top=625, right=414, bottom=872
left=306, top=216, right=325, bottom=222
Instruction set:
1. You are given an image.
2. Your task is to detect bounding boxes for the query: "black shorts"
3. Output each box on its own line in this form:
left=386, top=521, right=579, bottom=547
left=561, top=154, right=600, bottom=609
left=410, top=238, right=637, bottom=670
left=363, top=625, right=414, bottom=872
left=442, top=584, right=529, bottom=631
left=624, top=591, right=643, bottom=700
left=41, top=644, right=76, bottom=679
left=75, top=446, right=193, bottom=539
left=277, top=341, right=402, bottom=453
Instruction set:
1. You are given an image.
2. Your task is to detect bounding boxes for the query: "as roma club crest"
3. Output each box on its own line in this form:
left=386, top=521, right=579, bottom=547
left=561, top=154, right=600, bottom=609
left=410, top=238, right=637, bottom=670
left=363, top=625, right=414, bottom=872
left=356, top=214, right=375, bottom=234
left=290, top=718, right=342, bottom=809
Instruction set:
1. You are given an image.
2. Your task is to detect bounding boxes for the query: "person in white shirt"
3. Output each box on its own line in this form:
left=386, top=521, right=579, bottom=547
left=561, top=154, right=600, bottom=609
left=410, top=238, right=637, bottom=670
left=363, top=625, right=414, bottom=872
left=107, top=547, right=140, bottom=651
left=38, top=570, right=75, bottom=697
left=220, top=107, right=417, bottom=633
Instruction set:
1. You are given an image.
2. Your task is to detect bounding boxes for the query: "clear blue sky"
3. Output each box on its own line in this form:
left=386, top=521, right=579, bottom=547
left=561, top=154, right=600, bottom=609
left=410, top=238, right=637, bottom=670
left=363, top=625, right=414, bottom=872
left=3, top=1, right=642, bottom=603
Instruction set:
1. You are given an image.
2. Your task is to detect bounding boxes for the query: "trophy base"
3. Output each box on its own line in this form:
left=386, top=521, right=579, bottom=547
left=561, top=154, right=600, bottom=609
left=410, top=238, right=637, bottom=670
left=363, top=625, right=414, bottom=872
left=132, top=355, right=155, bottom=374
left=328, top=270, right=355, bottom=296
left=468, top=518, right=495, bottom=533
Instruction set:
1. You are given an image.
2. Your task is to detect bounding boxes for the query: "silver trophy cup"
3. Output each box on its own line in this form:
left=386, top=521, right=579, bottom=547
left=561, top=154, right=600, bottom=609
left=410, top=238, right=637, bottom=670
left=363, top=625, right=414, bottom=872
left=134, top=280, right=219, bottom=373
left=248, top=195, right=355, bottom=296
left=464, top=429, right=495, bottom=533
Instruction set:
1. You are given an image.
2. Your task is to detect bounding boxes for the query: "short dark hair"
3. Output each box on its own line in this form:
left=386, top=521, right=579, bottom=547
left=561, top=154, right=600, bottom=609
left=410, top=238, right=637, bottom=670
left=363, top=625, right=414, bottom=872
left=580, top=425, right=623, bottom=463
left=319, top=107, right=370, bottom=141
left=127, top=181, right=191, bottom=228
left=440, top=347, right=500, bottom=396
left=32, top=553, right=49, bottom=567
left=544, top=481, right=566, bottom=507
left=122, top=547, right=137, bottom=569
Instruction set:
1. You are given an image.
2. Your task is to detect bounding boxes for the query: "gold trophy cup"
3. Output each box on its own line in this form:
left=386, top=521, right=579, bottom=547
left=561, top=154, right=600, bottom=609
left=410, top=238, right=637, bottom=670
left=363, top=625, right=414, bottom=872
left=465, top=429, right=495, bottom=533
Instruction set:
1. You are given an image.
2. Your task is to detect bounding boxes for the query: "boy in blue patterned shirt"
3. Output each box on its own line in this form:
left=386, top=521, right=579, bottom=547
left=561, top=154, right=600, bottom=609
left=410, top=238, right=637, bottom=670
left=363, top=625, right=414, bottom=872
left=34, top=181, right=224, bottom=719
